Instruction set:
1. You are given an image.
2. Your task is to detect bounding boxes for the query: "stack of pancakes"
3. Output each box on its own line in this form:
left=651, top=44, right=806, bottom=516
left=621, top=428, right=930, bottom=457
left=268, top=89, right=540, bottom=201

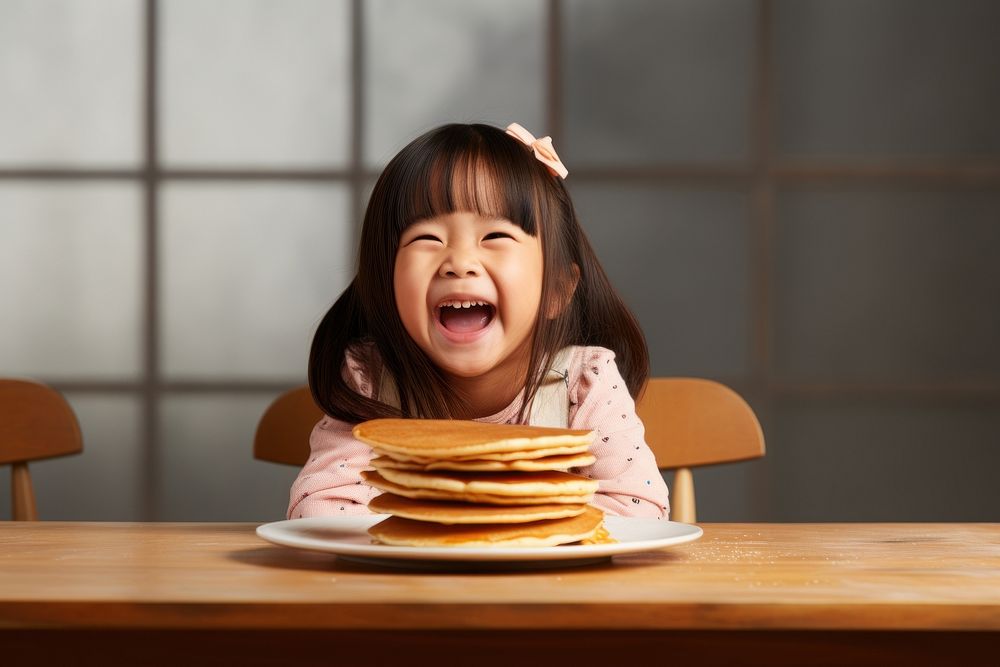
left=354, top=419, right=611, bottom=547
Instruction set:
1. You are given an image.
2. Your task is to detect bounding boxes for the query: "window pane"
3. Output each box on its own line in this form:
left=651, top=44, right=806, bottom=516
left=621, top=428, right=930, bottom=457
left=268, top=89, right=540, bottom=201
left=161, top=0, right=351, bottom=167
left=0, top=0, right=141, bottom=167
left=364, top=0, right=545, bottom=167
left=774, top=188, right=1000, bottom=383
left=0, top=183, right=142, bottom=379
left=775, top=0, right=1000, bottom=157
left=157, top=393, right=301, bottom=521
left=771, top=399, right=1000, bottom=521
left=0, top=394, right=143, bottom=521
left=564, top=0, right=754, bottom=164
left=571, top=184, right=752, bottom=377
left=160, top=182, right=352, bottom=380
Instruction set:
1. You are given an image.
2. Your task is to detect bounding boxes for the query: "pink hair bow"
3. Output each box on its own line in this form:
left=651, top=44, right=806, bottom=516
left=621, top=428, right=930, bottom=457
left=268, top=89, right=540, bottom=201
left=505, top=122, right=569, bottom=179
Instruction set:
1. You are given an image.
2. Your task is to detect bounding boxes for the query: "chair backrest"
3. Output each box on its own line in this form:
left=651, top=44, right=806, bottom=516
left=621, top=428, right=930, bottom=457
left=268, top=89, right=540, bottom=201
left=635, top=377, right=765, bottom=522
left=0, top=379, right=83, bottom=520
left=254, top=386, right=322, bottom=466
left=254, top=378, right=766, bottom=523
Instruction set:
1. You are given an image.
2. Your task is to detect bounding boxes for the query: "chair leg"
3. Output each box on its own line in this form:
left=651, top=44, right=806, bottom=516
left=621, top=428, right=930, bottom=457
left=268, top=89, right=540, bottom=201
left=12, top=462, right=38, bottom=521
left=672, top=467, right=696, bottom=523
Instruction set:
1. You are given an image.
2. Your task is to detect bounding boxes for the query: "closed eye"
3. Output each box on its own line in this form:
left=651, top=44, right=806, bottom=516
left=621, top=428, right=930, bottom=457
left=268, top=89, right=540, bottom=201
left=483, top=232, right=514, bottom=241
left=406, top=234, right=443, bottom=245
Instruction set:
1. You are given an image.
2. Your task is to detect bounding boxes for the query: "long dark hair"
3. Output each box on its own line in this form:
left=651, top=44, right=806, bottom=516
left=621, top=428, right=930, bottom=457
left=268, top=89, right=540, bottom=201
left=309, top=123, right=647, bottom=422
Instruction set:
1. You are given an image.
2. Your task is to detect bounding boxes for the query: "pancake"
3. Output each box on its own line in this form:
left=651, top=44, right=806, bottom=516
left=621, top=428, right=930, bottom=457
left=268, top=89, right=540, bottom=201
left=376, top=467, right=599, bottom=498
left=368, top=505, right=605, bottom=547
left=370, top=452, right=596, bottom=472
left=362, top=470, right=591, bottom=505
left=357, top=419, right=609, bottom=549
left=354, top=418, right=593, bottom=459
left=368, top=493, right=587, bottom=524
left=371, top=443, right=591, bottom=463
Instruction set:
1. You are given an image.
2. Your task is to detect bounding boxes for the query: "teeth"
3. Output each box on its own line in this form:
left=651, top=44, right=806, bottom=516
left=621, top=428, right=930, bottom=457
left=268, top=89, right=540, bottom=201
left=439, top=299, right=488, bottom=309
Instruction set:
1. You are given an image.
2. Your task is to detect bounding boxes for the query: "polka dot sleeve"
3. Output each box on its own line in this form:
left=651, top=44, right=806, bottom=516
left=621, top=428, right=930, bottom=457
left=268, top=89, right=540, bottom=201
left=285, top=348, right=381, bottom=519
left=285, top=416, right=381, bottom=519
left=568, top=347, right=670, bottom=519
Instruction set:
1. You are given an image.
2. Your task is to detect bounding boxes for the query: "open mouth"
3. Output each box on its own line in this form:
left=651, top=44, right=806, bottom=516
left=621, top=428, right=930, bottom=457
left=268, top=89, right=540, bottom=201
left=436, top=299, right=497, bottom=334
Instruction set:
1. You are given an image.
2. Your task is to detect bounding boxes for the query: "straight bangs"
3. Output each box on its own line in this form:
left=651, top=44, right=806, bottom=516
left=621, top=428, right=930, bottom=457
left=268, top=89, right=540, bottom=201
left=387, top=123, right=541, bottom=238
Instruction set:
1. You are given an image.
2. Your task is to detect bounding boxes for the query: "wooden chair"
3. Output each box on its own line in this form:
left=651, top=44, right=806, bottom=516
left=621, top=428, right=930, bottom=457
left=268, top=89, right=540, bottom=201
left=254, top=386, right=321, bottom=467
left=254, top=378, right=766, bottom=524
left=636, top=378, right=765, bottom=523
left=0, top=379, right=83, bottom=520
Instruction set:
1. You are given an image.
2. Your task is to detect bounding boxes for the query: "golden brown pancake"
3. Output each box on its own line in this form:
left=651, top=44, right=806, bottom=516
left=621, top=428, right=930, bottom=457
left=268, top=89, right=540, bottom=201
left=447, top=445, right=591, bottom=461
left=371, top=445, right=593, bottom=464
left=376, top=467, right=599, bottom=497
left=370, top=452, right=596, bottom=472
left=354, top=418, right=593, bottom=459
left=362, top=470, right=591, bottom=505
left=357, top=419, right=608, bottom=548
left=368, top=505, right=605, bottom=547
left=368, top=493, right=587, bottom=524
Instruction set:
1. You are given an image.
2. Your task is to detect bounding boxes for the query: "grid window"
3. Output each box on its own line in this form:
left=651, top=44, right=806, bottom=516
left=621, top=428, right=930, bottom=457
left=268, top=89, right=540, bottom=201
left=2, top=1, right=998, bottom=521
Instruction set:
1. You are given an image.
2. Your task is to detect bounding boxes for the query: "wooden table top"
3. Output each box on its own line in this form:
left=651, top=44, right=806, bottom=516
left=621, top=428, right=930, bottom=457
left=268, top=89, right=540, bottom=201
left=2, top=521, right=999, bottom=632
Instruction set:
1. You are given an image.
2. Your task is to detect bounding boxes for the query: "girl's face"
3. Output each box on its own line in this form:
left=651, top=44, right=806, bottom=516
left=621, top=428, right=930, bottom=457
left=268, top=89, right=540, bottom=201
left=394, top=211, right=544, bottom=384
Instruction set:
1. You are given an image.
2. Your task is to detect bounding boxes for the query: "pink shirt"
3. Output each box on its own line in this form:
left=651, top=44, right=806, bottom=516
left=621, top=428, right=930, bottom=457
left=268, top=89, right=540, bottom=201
left=287, top=346, right=670, bottom=520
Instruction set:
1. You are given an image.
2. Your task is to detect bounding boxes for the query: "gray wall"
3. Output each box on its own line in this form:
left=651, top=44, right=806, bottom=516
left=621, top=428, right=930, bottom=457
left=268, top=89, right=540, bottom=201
left=2, top=0, right=998, bottom=522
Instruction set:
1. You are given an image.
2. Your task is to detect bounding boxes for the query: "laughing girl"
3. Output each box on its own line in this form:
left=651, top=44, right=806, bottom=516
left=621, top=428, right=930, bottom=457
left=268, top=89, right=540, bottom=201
left=288, top=122, right=669, bottom=520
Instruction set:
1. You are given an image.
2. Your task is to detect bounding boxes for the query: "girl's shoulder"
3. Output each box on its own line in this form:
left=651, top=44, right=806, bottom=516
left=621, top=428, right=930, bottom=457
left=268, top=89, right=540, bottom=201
left=562, top=344, right=616, bottom=369
left=561, top=345, right=620, bottom=402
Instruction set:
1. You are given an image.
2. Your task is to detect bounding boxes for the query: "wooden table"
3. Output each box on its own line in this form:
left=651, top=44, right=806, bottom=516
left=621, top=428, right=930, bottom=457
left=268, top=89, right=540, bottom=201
left=2, top=522, right=999, bottom=665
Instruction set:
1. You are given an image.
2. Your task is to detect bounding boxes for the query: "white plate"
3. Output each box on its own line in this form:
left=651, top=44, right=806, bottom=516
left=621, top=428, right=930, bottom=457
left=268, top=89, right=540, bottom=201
left=256, top=515, right=702, bottom=569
